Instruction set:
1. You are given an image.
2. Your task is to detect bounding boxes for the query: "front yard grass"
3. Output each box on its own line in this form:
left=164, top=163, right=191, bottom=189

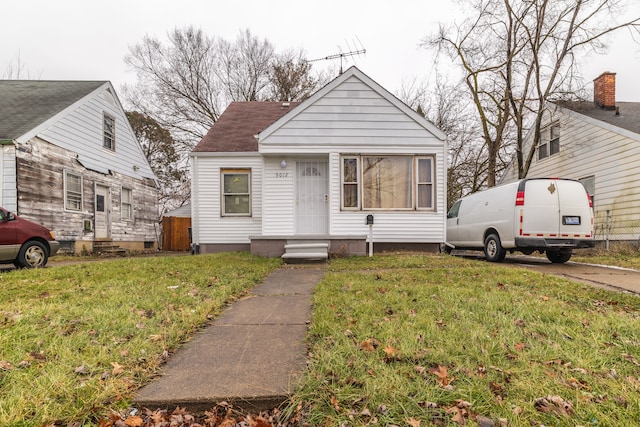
left=1, top=252, right=640, bottom=426
left=291, top=254, right=640, bottom=426
left=0, top=253, right=281, bottom=426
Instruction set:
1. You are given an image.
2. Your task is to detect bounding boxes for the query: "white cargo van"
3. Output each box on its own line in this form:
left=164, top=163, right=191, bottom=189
left=445, top=178, right=594, bottom=263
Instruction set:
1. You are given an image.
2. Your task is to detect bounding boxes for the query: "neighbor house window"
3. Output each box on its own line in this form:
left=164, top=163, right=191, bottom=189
left=538, top=123, right=560, bottom=160
left=341, top=155, right=435, bottom=211
left=64, top=171, right=83, bottom=211
left=121, top=187, right=133, bottom=220
left=221, top=169, right=251, bottom=216
left=103, top=113, right=115, bottom=151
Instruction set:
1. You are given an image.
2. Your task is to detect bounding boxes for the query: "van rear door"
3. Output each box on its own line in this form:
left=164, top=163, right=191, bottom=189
left=520, top=179, right=561, bottom=237
left=520, top=179, right=591, bottom=239
left=556, top=179, right=593, bottom=239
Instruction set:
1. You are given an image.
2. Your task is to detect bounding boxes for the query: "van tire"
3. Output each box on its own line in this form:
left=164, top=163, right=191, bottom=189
left=484, top=233, right=506, bottom=262
left=546, top=250, right=571, bottom=264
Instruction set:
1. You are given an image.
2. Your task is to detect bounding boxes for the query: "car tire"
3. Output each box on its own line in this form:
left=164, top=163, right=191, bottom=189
left=16, top=241, right=49, bottom=268
left=546, top=250, right=572, bottom=264
left=484, top=233, right=506, bottom=262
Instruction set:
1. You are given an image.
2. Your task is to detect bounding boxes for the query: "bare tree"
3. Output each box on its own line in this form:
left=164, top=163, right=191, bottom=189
left=426, top=0, right=640, bottom=185
left=215, top=29, right=275, bottom=102
left=124, top=26, right=223, bottom=151
left=126, top=111, right=190, bottom=213
left=267, top=50, right=325, bottom=102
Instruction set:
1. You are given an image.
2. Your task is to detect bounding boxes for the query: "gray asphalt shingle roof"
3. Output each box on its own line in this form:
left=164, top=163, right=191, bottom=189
left=557, top=100, right=640, bottom=135
left=0, top=80, right=106, bottom=140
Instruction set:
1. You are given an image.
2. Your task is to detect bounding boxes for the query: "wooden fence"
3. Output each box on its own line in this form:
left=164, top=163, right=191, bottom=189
left=161, top=216, right=192, bottom=251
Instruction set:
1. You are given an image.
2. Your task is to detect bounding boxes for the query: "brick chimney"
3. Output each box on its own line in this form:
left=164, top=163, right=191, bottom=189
left=593, top=71, right=616, bottom=110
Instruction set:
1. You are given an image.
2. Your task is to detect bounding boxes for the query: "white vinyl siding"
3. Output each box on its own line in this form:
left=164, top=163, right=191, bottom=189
left=191, top=155, right=263, bottom=244
left=259, top=76, right=444, bottom=154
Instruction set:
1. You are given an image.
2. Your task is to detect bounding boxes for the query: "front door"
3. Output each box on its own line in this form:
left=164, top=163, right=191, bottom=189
left=296, top=161, right=328, bottom=234
left=95, top=184, right=111, bottom=239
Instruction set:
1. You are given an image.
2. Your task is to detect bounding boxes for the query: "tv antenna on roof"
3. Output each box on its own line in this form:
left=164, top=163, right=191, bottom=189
left=308, top=37, right=366, bottom=74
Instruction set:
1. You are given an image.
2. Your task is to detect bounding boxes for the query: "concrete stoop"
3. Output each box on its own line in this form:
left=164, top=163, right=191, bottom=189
left=281, top=240, right=329, bottom=262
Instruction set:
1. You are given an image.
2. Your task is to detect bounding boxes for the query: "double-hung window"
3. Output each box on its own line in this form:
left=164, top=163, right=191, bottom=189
left=538, top=123, right=560, bottom=160
left=64, top=171, right=83, bottom=211
left=221, top=169, right=251, bottom=216
left=341, top=155, right=435, bottom=211
left=121, top=187, right=133, bottom=220
left=103, top=113, right=115, bottom=151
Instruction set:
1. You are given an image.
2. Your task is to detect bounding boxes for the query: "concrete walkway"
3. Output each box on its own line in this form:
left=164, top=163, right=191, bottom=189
left=134, top=264, right=326, bottom=413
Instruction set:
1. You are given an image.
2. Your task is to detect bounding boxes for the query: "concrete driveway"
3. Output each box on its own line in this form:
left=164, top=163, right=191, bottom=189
left=482, top=253, right=640, bottom=295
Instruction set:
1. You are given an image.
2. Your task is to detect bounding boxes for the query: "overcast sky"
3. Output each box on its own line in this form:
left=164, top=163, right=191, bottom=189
left=2, top=0, right=639, bottom=102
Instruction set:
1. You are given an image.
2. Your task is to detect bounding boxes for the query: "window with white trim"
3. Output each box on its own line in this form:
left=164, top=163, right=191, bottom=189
left=221, top=169, right=251, bottom=216
left=342, top=157, right=359, bottom=209
left=121, top=187, right=133, bottom=220
left=538, top=123, right=560, bottom=160
left=103, top=113, right=115, bottom=151
left=341, top=155, right=435, bottom=211
left=64, top=171, right=83, bottom=211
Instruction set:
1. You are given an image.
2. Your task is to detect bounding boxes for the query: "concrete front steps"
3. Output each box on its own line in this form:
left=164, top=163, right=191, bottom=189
left=281, top=240, right=329, bottom=262
left=93, top=240, right=127, bottom=255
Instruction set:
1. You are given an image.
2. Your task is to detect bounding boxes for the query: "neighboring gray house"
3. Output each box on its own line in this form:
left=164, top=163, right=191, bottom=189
left=501, top=72, right=640, bottom=243
left=0, top=80, right=159, bottom=253
left=190, top=67, right=448, bottom=259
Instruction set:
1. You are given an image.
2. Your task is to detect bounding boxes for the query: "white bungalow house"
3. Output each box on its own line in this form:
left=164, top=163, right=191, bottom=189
left=501, top=71, right=640, bottom=243
left=0, top=80, right=159, bottom=253
left=190, top=67, right=447, bottom=259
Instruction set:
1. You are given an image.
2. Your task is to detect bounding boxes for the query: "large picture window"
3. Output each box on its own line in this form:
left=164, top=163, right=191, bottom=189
left=64, top=171, right=83, bottom=211
left=341, top=156, right=435, bottom=211
left=221, top=169, right=251, bottom=216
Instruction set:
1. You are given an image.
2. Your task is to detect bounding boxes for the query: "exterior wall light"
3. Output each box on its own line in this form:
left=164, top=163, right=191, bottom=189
left=280, top=159, right=287, bottom=169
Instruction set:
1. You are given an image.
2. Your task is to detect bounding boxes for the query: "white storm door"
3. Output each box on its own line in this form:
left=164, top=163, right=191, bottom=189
left=296, top=161, right=328, bottom=234
left=95, top=184, right=111, bottom=239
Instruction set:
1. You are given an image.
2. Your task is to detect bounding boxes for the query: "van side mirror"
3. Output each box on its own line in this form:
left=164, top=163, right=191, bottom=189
left=8, top=212, right=16, bottom=220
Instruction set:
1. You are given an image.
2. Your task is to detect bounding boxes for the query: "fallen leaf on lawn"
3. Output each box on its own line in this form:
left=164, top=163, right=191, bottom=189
left=430, top=365, right=455, bottom=387
left=111, top=362, right=124, bottom=376
left=514, top=318, right=526, bottom=327
left=534, top=395, right=574, bottom=416
left=74, top=365, right=90, bottom=375
left=514, top=342, right=526, bottom=352
left=123, top=415, right=143, bottom=427
left=0, top=360, right=13, bottom=371
left=384, top=345, right=398, bottom=356
left=407, top=417, right=421, bottom=427
left=149, top=334, right=163, bottom=342
left=330, top=395, right=341, bottom=411
left=360, top=338, right=379, bottom=352
left=622, top=353, right=639, bottom=365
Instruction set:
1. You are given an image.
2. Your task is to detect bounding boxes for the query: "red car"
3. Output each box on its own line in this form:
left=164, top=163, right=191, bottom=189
left=0, top=207, right=60, bottom=268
